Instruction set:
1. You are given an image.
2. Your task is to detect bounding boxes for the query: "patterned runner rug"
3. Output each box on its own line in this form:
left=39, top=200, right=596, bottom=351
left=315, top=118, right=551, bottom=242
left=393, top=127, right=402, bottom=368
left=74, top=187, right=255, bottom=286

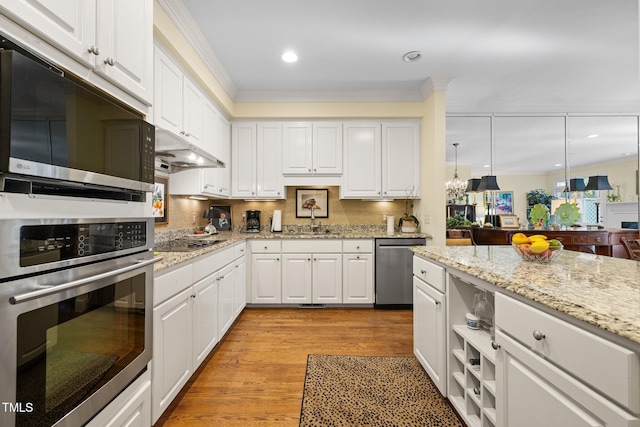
left=300, top=355, right=463, bottom=426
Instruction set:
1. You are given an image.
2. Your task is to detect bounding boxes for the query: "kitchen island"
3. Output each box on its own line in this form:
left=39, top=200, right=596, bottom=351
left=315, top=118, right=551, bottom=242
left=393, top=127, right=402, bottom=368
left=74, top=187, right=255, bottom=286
left=412, top=245, right=640, bottom=427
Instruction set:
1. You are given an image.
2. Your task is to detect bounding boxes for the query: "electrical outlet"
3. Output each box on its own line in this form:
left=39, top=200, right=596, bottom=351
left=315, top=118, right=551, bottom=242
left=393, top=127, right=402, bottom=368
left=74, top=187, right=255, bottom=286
left=423, top=213, right=432, bottom=224
left=382, top=214, right=387, bottom=222
left=192, top=213, right=196, bottom=224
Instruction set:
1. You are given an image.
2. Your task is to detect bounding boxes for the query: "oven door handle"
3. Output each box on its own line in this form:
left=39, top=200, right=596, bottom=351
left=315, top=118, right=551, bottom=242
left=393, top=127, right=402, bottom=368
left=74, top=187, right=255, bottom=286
left=10, top=257, right=162, bottom=305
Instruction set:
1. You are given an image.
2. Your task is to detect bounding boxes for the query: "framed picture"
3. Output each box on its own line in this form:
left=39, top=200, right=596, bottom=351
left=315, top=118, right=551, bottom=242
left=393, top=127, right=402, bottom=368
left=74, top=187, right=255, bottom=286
left=209, top=205, right=232, bottom=231
left=499, top=214, right=519, bottom=229
left=493, top=191, right=514, bottom=214
left=153, top=176, right=168, bottom=224
left=296, top=188, right=329, bottom=218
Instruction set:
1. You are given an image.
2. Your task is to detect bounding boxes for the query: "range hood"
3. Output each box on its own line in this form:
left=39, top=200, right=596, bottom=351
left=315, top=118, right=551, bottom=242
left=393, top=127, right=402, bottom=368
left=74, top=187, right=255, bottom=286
left=155, top=128, right=225, bottom=173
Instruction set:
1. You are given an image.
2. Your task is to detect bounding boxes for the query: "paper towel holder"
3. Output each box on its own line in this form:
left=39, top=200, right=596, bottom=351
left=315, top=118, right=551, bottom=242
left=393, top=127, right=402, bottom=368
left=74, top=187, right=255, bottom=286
left=271, top=209, right=283, bottom=232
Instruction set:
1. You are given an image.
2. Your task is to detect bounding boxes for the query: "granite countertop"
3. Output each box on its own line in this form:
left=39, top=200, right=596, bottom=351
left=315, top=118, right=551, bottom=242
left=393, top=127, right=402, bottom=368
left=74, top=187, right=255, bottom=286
left=154, top=229, right=430, bottom=273
left=412, top=245, right=640, bottom=346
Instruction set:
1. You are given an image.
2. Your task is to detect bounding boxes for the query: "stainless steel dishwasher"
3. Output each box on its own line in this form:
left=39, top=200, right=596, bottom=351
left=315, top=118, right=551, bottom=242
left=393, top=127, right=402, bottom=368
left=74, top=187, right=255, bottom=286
left=374, top=238, right=426, bottom=308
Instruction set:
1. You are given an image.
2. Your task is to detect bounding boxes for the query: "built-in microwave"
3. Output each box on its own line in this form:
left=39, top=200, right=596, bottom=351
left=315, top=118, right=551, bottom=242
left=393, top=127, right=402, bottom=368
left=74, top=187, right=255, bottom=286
left=0, top=36, right=155, bottom=196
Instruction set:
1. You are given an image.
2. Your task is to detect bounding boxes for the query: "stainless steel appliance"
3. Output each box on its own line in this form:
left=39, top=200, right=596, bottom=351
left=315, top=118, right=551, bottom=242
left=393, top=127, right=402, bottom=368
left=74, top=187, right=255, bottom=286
left=374, top=238, right=426, bottom=308
left=0, top=217, right=157, bottom=427
left=0, top=35, right=155, bottom=196
left=245, top=210, right=261, bottom=233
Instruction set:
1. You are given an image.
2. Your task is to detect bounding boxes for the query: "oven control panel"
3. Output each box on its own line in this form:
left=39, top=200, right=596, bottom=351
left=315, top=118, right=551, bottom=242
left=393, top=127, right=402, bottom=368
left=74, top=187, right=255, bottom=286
left=20, top=221, right=148, bottom=267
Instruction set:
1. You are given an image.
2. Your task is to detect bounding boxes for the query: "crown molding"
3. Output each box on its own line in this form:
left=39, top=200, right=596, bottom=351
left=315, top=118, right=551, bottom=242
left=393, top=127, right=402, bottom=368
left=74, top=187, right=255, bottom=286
left=156, top=0, right=238, bottom=100
left=234, top=89, right=427, bottom=103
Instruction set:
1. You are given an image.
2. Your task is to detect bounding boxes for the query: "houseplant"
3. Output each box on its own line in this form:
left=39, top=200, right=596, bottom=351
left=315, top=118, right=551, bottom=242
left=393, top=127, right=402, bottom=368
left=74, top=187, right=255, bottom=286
left=398, top=190, right=419, bottom=232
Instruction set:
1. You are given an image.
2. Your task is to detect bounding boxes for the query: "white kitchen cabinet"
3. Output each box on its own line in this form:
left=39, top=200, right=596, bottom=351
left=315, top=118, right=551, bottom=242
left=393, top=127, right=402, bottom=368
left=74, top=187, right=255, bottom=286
left=282, top=253, right=313, bottom=303
left=250, top=254, right=281, bottom=303
left=232, top=123, right=284, bottom=199
left=281, top=240, right=342, bottom=304
left=282, top=122, right=342, bottom=175
left=192, top=273, right=219, bottom=370
left=169, top=168, right=221, bottom=197
left=152, top=287, right=193, bottom=423
left=216, top=113, right=232, bottom=197
left=0, top=0, right=153, bottom=104
left=342, top=240, right=374, bottom=304
left=218, top=263, right=236, bottom=337
left=496, top=329, right=639, bottom=427
left=413, top=275, right=447, bottom=395
left=313, top=253, right=343, bottom=303
left=152, top=243, right=246, bottom=424
left=233, top=255, right=247, bottom=316
left=86, top=370, right=151, bottom=427
left=154, top=45, right=205, bottom=146
left=341, top=122, right=382, bottom=198
left=382, top=122, right=420, bottom=197
left=341, top=121, right=420, bottom=199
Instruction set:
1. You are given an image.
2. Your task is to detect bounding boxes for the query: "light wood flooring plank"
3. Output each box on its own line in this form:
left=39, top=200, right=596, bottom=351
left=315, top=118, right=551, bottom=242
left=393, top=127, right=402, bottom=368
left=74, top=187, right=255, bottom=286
left=154, top=307, right=413, bottom=426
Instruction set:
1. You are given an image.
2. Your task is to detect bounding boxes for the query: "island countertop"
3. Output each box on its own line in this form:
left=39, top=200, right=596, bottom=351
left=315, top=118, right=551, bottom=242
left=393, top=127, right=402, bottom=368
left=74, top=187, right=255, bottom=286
left=412, top=245, right=640, bottom=347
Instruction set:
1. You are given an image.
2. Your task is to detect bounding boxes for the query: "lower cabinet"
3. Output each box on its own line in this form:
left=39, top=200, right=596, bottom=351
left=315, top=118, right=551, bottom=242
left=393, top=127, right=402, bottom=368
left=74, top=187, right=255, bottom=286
left=413, top=276, right=446, bottom=395
left=152, top=287, right=194, bottom=423
left=86, top=369, right=151, bottom=427
left=152, top=242, right=246, bottom=424
left=281, top=253, right=342, bottom=303
left=413, top=254, right=640, bottom=427
left=251, top=253, right=282, bottom=303
left=342, top=239, right=374, bottom=303
left=496, top=330, right=638, bottom=427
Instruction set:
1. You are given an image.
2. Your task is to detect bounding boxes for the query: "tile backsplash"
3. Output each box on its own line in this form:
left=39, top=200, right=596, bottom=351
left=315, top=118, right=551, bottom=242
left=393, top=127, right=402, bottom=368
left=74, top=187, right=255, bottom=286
left=155, top=186, right=410, bottom=232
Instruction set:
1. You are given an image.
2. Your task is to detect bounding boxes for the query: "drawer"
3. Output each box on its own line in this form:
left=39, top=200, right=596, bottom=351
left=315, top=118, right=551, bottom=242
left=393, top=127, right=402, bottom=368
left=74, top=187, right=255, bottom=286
left=154, top=263, right=193, bottom=306
left=282, top=239, right=342, bottom=253
left=412, top=256, right=445, bottom=293
left=193, top=245, right=234, bottom=282
left=233, top=241, right=247, bottom=259
left=343, top=239, right=373, bottom=253
left=588, top=234, right=609, bottom=245
left=495, top=293, right=640, bottom=413
left=251, top=240, right=282, bottom=253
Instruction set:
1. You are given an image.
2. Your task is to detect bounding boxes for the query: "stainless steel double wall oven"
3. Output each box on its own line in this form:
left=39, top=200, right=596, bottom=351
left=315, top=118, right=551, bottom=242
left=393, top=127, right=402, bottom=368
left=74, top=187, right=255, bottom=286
left=0, top=216, right=155, bottom=427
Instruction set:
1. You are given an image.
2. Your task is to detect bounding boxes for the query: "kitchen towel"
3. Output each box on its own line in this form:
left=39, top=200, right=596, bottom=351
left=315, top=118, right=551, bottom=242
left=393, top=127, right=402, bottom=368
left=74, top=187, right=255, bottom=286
left=271, top=210, right=282, bottom=232
left=387, top=216, right=395, bottom=235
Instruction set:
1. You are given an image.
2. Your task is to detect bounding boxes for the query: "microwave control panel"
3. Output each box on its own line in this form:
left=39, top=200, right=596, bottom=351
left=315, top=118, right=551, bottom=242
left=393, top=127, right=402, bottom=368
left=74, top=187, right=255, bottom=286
left=19, top=221, right=148, bottom=267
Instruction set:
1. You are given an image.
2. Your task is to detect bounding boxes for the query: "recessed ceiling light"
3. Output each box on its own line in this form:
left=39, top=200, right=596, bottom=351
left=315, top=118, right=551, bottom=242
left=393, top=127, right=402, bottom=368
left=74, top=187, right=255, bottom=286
left=586, top=134, right=599, bottom=138
left=281, top=51, right=298, bottom=63
left=554, top=163, right=562, bottom=167
left=483, top=164, right=490, bottom=168
left=402, top=51, right=422, bottom=63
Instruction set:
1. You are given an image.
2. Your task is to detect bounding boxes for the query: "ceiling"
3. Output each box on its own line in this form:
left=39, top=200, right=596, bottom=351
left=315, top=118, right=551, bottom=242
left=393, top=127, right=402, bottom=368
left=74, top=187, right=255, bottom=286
left=165, top=0, right=640, bottom=173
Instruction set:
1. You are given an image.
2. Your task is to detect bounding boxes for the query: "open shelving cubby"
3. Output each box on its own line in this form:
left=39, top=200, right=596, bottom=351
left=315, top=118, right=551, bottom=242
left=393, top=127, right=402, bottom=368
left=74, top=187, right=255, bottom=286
left=447, top=273, right=497, bottom=427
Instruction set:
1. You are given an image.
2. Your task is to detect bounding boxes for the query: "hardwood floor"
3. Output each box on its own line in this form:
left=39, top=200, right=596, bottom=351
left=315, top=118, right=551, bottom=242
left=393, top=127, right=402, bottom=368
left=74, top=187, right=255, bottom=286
left=154, top=307, right=413, bottom=427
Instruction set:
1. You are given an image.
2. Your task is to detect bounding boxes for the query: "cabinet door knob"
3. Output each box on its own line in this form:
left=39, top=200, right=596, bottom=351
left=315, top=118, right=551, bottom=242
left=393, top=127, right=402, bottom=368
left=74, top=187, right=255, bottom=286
left=88, top=45, right=100, bottom=55
left=421, top=269, right=426, bottom=275
left=356, top=256, right=360, bottom=259
left=104, top=57, right=115, bottom=66
left=491, top=341, right=500, bottom=350
left=307, top=258, right=311, bottom=261
left=308, top=168, right=311, bottom=172
left=356, top=246, right=360, bottom=249
left=314, top=168, right=317, bottom=172
left=264, top=246, right=268, bottom=250
left=435, top=301, right=441, bottom=306
left=532, top=330, right=546, bottom=340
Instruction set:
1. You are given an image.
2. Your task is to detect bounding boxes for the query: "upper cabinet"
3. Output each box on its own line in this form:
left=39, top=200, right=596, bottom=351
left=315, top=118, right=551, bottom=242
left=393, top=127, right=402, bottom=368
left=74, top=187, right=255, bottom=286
left=282, top=122, right=343, bottom=175
left=231, top=123, right=284, bottom=199
left=154, top=45, right=204, bottom=145
left=0, top=0, right=153, bottom=104
left=341, top=121, right=420, bottom=199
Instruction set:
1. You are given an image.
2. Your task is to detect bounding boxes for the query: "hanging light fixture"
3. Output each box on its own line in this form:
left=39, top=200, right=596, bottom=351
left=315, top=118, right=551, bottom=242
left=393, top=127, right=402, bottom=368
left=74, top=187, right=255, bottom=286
left=446, top=143, right=467, bottom=202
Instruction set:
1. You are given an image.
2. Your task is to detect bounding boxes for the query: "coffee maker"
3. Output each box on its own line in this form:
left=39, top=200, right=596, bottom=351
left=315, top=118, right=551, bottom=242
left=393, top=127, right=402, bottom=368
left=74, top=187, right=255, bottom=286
left=245, top=210, right=261, bottom=233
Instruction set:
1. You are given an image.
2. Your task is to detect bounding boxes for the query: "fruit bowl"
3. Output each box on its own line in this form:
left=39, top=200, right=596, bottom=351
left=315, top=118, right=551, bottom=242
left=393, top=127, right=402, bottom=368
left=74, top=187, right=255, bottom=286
left=512, top=242, right=563, bottom=263
left=511, top=233, right=563, bottom=263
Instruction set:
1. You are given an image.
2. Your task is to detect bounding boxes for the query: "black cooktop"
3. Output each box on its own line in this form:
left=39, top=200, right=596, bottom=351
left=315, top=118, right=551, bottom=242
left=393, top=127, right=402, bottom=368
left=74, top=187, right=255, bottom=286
left=155, top=238, right=226, bottom=252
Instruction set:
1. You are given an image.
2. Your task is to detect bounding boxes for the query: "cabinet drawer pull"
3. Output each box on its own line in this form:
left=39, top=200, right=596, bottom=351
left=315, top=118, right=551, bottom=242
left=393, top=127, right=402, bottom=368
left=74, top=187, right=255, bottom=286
left=532, top=330, right=546, bottom=340
left=104, top=57, right=115, bottom=66
left=491, top=341, right=500, bottom=350
left=88, top=45, right=100, bottom=55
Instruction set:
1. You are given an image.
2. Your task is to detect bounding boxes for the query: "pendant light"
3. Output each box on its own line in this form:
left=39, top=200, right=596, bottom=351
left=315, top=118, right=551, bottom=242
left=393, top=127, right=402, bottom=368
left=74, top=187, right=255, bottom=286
left=477, top=115, right=500, bottom=191
left=445, top=143, right=467, bottom=202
